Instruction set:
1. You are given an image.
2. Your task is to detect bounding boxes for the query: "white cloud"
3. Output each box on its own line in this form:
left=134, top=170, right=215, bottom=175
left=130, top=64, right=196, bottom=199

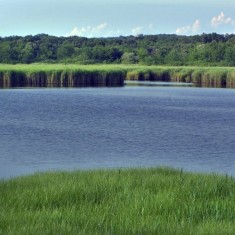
left=176, top=19, right=201, bottom=35
left=96, top=23, right=108, bottom=31
left=192, top=19, right=200, bottom=31
left=211, top=12, right=234, bottom=27
left=131, top=24, right=155, bottom=36
left=67, top=23, right=108, bottom=37
left=131, top=26, right=143, bottom=35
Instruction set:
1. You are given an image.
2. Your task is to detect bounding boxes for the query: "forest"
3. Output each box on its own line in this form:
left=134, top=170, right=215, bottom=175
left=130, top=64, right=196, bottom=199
left=0, top=33, right=235, bottom=66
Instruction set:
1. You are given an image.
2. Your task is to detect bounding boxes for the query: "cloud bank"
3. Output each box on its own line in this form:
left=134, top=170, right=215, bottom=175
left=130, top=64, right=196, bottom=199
left=211, top=12, right=234, bottom=27
left=176, top=19, right=200, bottom=35
left=68, top=23, right=108, bottom=37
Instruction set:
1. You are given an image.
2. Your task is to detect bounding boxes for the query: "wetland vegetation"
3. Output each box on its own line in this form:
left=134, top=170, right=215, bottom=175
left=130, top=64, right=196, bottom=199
left=1, top=33, right=235, bottom=88
left=1, top=168, right=235, bottom=235
left=0, top=64, right=235, bottom=88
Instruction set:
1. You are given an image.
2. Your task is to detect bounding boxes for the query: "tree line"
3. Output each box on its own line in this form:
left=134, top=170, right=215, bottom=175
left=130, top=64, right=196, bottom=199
left=0, top=33, right=235, bottom=66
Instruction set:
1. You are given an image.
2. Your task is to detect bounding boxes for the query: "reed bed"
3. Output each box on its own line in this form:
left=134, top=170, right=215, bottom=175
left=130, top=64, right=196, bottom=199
left=0, top=64, right=127, bottom=87
left=0, top=64, right=235, bottom=88
left=125, top=66, right=235, bottom=88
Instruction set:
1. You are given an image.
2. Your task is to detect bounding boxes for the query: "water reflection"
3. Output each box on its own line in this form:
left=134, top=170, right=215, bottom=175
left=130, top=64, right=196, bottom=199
left=125, top=81, right=235, bottom=89
left=1, top=81, right=234, bottom=89
left=0, top=83, right=123, bottom=89
left=125, top=81, right=193, bottom=87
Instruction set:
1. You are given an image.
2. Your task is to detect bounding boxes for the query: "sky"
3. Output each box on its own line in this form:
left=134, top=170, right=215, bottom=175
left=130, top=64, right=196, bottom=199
left=0, top=0, right=235, bottom=37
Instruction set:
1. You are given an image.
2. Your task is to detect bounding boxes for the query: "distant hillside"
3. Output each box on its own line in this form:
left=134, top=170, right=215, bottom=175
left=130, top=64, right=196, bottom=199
left=0, top=33, right=235, bottom=66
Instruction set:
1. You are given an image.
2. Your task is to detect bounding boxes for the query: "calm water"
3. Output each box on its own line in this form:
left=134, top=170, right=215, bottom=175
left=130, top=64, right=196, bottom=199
left=0, top=85, right=235, bottom=179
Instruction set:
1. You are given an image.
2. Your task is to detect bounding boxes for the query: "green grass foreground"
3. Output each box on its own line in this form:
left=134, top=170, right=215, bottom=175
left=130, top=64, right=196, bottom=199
left=1, top=64, right=235, bottom=88
left=1, top=168, right=235, bottom=235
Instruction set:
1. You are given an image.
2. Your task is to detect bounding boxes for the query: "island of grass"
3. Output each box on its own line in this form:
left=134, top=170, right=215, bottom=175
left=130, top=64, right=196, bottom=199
left=1, top=167, right=235, bottom=235
left=1, top=64, right=235, bottom=88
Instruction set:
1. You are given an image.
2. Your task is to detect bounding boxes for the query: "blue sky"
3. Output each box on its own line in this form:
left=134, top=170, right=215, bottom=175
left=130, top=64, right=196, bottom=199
left=0, top=0, right=235, bottom=37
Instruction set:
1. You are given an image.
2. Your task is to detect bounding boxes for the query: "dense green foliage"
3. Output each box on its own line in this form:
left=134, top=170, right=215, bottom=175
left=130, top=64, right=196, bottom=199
left=1, top=168, right=235, bottom=234
left=0, top=33, right=235, bottom=66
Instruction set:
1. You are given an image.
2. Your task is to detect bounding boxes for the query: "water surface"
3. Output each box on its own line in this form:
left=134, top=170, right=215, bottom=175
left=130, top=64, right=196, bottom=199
left=0, top=85, right=235, bottom=178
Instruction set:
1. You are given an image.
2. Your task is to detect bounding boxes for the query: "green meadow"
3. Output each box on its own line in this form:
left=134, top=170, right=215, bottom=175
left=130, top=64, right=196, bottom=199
left=1, top=168, right=235, bottom=235
left=0, top=64, right=235, bottom=88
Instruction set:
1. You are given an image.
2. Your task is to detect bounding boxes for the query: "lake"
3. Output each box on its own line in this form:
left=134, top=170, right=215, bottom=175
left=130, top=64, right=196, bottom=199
left=0, top=83, right=235, bottom=179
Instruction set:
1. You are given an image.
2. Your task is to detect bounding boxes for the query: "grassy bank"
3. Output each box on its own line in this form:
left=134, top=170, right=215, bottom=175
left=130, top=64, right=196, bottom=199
left=1, top=168, right=235, bottom=234
left=0, top=64, right=235, bottom=88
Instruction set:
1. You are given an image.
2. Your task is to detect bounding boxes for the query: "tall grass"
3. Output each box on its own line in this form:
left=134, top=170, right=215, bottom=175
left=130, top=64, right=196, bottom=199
left=123, top=65, right=235, bottom=87
left=1, top=168, right=235, bottom=234
left=0, top=64, right=235, bottom=88
left=0, top=64, right=126, bottom=88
